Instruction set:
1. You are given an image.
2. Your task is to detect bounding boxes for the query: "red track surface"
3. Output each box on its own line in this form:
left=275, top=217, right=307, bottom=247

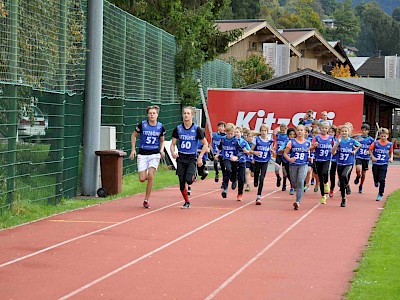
left=1, top=166, right=399, bottom=300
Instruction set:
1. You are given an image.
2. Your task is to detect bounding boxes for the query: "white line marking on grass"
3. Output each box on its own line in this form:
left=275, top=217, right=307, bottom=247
left=58, top=188, right=281, bottom=300
left=205, top=202, right=321, bottom=300
left=0, top=189, right=219, bottom=269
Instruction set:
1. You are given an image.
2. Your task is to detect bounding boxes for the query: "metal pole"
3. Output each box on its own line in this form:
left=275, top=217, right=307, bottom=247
left=197, top=79, right=213, bottom=137
left=6, top=0, right=18, bottom=207
left=82, top=0, right=103, bottom=196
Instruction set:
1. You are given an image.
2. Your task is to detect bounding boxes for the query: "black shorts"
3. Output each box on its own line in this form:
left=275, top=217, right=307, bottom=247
left=275, top=155, right=283, bottom=165
left=246, top=161, right=255, bottom=172
left=176, top=154, right=197, bottom=178
left=356, top=158, right=369, bottom=171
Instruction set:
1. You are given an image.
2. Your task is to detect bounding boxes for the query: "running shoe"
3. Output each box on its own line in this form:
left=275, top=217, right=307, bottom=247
left=245, top=184, right=250, bottom=192
left=231, top=181, right=237, bottom=190
left=314, top=186, right=319, bottom=193
left=324, top=183, right=329, bottom=194
left=346, top=185, right=351, bottom=195
left=181, top=202, right=191, bottom=209
left=354, top=176, right=360, bottom=185
left=329, top=189, right=334, bottom=198
left=320, top=196, right=326, bottom=204
left=282, top=185, right=286, bottom=192
left=376, top=194, right=383, bottom=201
left=289, top=188, right=295, bottom=195
left=359, top=185, right=363, bottom=193
left=143, top=200, right=150, bottom=209
left=237, top=194, right=243, bottom=201
left=374, top=182, right=379, bottom=188
left=201, top=170, right=209, bottom=180
left=215, top=173, right=219, bottom=183
left=293, top=202, right=299, bottom=210
left=340, top=198, right=346, bottom=207
left=276, top=176, right=282, bottom=187
left=255, top=198, right=262, bottom=205
left=310, top=177, right=315, bottom=185
left=188, top=185, right=192, bottom=196
left=304, top=184, right=309, bottom=192
left=222, top=189, right=228, bottom=198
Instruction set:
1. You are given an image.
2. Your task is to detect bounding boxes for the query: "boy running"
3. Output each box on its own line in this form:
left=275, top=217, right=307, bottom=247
left=129, top=105, right=166, bottom=209
left=171, top=106, right=208, bottom=209
left=369, top=128, right=393, bottom=201
left=211, top=121, right=226, bottom=183
left=354, top=123, right=374, bottom=193
left=274, top=124, right=289, bottom=191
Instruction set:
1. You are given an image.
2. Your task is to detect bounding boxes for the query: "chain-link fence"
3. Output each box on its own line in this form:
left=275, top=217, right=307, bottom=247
left=0, top=0, right=232, bottom=211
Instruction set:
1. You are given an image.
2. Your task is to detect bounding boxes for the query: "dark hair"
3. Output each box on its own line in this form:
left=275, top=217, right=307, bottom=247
left=217, top=121, right=226, bottom=127
left=361, top=123, right=370, bottom=131
left=287, top=128, right=296, bottom=135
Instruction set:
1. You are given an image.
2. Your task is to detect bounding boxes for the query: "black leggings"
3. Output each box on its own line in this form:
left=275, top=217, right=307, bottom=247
left=254, top=161, right=268, bottom=196
left=237, top=162, right=246, bottom=195
left=337, top=165, right=353, bottom=199
left=330, top=161, right=337, bottom=190
left=372, top=164, right=388, bottom=196
left=222, top=160, right=237, bottom=190
left=316, top=160, right=331, bottom=196
left=283, top=162, right=291, bottom=186
left=214, top=156, right=225, bottom=175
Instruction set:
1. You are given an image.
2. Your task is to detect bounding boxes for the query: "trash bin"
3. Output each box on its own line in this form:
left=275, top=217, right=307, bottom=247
left=95, top=150, right=127, bottom=197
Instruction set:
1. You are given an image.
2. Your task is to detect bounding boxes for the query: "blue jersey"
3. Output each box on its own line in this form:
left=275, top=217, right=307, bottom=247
left=211, top=132, right=225, bottom=153
left=314, top=135, right=334, bottom=162
left=288, top=139, right=310, bottom=166
left=279, top=140, right=290, bottom=164
left=253, top=136, right=274, bottom=163
left=246, top=141, right=254, bottom=163
left=336, top=138, right=360, bottom=166
left=197, top=140, right=208, bottom=161
left=331, top=137, right=339, bottom=163
left=371, top=141, right=392, bottom=165
left=356, top=135, right=374, bottom=160
left=138, top=120, right=164, bottom=151
left=237, top=137, right=250, bottom=163
left=275, top=133, right=288, bottom=157
left=176, top=123, right=199, bottom=155
left=220, top=136, right=243, bottom=160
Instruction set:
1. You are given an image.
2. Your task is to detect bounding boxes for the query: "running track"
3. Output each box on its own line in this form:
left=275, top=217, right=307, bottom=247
left=1, top=166, right=399, bottom=299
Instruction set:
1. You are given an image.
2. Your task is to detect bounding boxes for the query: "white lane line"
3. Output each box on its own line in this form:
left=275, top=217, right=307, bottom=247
left=205, top=202, right=321, bottom=300
left=0, top=189, right=220, bottom=268
left=58, top=188, right=281, bottom=300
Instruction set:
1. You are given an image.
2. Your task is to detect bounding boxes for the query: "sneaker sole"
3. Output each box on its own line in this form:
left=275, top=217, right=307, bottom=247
left=293, top=202, right=299, bottom=210
left=222, top=192, right=227, bottom=198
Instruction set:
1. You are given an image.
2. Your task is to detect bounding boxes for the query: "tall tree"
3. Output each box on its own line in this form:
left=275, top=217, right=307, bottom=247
left=355, top=2, right=400, bottom=55
left=323, top=0, right=360, bottom=46
left=231, top=0, right=260, bottom=19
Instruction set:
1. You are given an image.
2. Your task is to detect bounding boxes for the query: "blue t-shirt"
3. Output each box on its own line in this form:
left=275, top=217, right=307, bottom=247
left=314, top=135, right=334, bottom=162
left=237, top=137, right=250, bottom=163
left=356, top=135, right=374, bottom=160
left=371, top=141, right=392, bottom=165
left=175, top=123, right=200, bottom=155
left=275, top=133, right=288, bottom=157
left=211, top=132, right=225, bottom=153
left=246, top=141, right=254, bottom=163
left=197, top=140, right=208, bottom=161
left=288, top=139, right=311, bottom=166
left=253, top=136, right=274, bottom=163
left=336, top=138, right=361, bottom=166
left=220, top=136, right=244, bottom=161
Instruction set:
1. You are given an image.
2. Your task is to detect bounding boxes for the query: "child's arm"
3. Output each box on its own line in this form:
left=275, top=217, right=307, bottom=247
left=331, top=138, right=341, bottom=155
left=369, top=142, right=377, bottom=162
left=283, top=141, right=296, bottom=163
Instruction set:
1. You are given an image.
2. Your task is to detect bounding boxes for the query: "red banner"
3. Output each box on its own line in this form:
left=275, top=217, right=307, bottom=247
left=207, top=89, right=364, bottom=134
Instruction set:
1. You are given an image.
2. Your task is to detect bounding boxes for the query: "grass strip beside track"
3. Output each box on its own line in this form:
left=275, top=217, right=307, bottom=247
left=346, top=190, right=400, bottom=299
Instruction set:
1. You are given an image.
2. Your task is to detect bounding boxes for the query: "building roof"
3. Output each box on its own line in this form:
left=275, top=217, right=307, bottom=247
left=216, top=20, right=301, bottom=57
left=349, top=57, right=369, bottom=71
left=356, top=56, right=385, bottom=78
left=279, top=28, right=346, bottom=63
left=243, top=68, right=400, bottom=106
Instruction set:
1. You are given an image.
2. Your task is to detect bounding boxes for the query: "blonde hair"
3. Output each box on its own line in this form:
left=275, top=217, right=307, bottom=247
left=182, top=106, right=196, bottom=116
left=320, top=121, right=330, bottom=128
left=225, top=122, right=236, bottom=132
left=279, top=123, right=288, bottom=129
left=259, top=124, right=269, bottom=132
left=146, top=105, right=160, bottom=114
left=380, top=127, right=390, bottom=135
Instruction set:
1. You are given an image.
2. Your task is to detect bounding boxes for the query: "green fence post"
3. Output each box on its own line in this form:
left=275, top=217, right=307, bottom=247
left=6, top=0, right=19, bottom=207
left=57, top=0, right=67, bottom=201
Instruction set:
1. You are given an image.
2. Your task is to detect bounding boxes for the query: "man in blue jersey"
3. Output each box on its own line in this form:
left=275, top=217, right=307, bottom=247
left=129, top=105, right=166, bottom=209
left=171, top=106, right=208, bottom=209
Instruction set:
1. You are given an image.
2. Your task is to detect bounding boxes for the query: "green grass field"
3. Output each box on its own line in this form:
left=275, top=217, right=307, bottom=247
left=345, top=190, right=400, bottom=299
